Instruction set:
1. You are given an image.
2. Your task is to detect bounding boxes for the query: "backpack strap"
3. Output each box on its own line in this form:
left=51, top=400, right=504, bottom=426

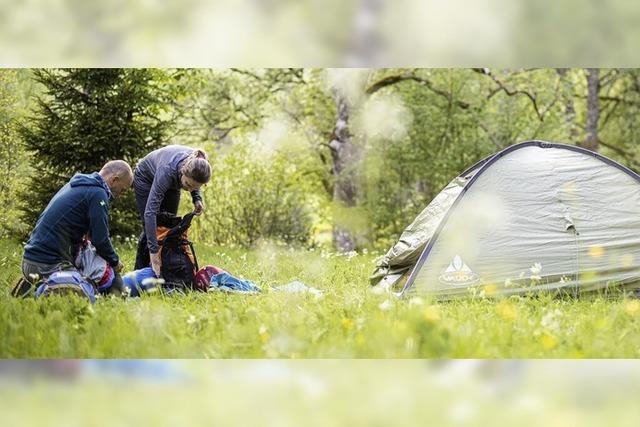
left=11, top=277, right=34, bottom=298
left=188, top=241, right=199, bottom=271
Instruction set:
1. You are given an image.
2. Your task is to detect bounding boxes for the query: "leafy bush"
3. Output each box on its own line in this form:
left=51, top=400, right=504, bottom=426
left=191, top=144, right=315, bottom=247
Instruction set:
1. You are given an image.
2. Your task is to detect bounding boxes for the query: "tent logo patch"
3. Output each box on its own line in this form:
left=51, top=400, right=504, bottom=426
left=439, top=255, right=479, bottom=286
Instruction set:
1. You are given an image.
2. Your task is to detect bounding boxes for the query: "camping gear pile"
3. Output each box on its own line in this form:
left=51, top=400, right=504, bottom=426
left=14, top=211, right=263, bottom=303
left=12, top=240, right=117, bottom=301
left=123, top=211, right=261, bottom=297
left=122, top=265, right=261, bottom=296
left=371, top=140, right=640, bottom=299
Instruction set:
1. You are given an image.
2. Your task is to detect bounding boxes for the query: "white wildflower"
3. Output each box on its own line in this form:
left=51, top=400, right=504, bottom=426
left=540, top=309, right=562, bottom=332
left=405, top=337, right=415, bottom=351
left=379, top=299, right=393, bottom=311
left=370, top=284, right=387, bottom=295
left=530, top=262, right=542, bottom=275
left=408, top=297, right=424, bottom=307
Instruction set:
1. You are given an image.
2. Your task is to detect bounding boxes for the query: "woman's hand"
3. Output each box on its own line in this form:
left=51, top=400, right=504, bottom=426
left=150, top=251, right=162, bottom=277
left=194, top=200, right=204, bottom=216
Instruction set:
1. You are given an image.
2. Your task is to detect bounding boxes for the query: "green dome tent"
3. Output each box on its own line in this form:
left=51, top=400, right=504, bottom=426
left=371, top=140, right=640, bottom=298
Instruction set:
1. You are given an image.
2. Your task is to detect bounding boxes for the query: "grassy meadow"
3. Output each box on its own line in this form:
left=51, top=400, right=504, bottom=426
left=1, top=239, right=640, bottom=358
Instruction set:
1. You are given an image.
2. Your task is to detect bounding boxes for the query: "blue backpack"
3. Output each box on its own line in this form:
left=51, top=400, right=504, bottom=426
left=35, top=271, right=97, bottom=304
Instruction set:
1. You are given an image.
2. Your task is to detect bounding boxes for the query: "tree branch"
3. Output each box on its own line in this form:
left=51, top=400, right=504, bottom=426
left=599, top=69, right=621, bottom=88
left=365, top=73, right=471, bottom=109
left=230, top=68, right=263, bottom=81
left=598, top=138, right=640, bottom=171
left=477, top=122, right=503, bottom=150
left=473, top=68, right=545, bottom=121
left=598, top=95, right=640, bottom=106
left=599, top=99, right=620, bottom=129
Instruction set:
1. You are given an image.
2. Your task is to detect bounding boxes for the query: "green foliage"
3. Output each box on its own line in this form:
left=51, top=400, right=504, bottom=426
left=175, top=69, right=310, bottom=145
left=191, top=144, right=316, bottom=247
left=0, top=70, right=30, bottom=238
left=7, top=67, right=640, bottom=250
left=19, top=68, right=176, bottom=237
left=177, top=68, right=640, bottom=248
left=590, top=69, right=640, bottom=168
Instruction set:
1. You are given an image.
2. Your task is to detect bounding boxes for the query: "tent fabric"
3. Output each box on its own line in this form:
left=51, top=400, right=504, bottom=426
left=373, top=141, right=640, bottom=298
left=370, top=163, right=485, bottom=289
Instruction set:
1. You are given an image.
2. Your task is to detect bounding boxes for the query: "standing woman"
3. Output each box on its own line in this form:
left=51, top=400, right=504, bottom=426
left=133, top=145, right=212, bottom=276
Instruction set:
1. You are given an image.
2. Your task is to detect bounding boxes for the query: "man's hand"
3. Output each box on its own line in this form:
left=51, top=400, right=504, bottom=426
left=115, top=261, right=125, bottom=273
left=150, top=251, right=162, bottom=277
left=194, top=200, right=204, bottom=216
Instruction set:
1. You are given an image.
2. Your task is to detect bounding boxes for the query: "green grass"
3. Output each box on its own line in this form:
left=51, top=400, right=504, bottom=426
left=2, top=239, right=640, bottom=358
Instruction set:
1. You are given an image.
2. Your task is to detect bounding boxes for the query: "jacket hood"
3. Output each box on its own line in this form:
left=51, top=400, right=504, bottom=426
left=69, top=172, right=113, bottom=199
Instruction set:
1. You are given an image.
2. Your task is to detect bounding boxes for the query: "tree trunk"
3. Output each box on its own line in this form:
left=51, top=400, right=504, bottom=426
left=556, top=68, right=579, bottom=142
left=329, top=92, right=359, bottom=252
left=582, top=68, right=600, bottom=151
left=331, top=0, right=383, bottom=251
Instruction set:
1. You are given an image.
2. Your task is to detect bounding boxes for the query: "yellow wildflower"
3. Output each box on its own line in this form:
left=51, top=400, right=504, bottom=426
left=495, top=301, right=517, bottom=321
left=623, top=300, right=640, bottom=317
left=423, top=305, right=441, bottom=323
left=588, top=246, right=605, bottom=259
left=341, top=318, right=355, bottom=331
left=541, top=333, right=557, bottom=350
left=483, top=284, right=498, bottom=296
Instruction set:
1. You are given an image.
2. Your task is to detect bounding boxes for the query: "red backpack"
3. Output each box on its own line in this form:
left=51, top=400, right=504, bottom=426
left=193, top=265, right=226, bottom=292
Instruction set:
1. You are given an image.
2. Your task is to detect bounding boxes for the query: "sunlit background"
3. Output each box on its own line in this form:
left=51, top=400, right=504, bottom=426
left=1, top=360, right=639, bottom=426
left=2, top=2, right=639, bottom=425
left=1, top=0, right=639, bottom=66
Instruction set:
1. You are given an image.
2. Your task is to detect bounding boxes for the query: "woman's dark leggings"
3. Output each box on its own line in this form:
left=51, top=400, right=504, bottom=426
left=133, top=174, right=181, bottom=269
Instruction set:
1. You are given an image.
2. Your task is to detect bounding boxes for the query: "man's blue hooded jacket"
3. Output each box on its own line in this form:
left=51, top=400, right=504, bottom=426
left=23, top=172, right=119, bottom=267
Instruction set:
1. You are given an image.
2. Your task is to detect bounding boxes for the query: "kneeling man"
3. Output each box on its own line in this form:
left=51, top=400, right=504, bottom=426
left=22, top=160, right=133, bottom=291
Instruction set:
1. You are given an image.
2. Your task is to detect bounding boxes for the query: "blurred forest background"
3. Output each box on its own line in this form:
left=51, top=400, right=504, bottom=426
left=1, top=68, right=639, bottom=251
